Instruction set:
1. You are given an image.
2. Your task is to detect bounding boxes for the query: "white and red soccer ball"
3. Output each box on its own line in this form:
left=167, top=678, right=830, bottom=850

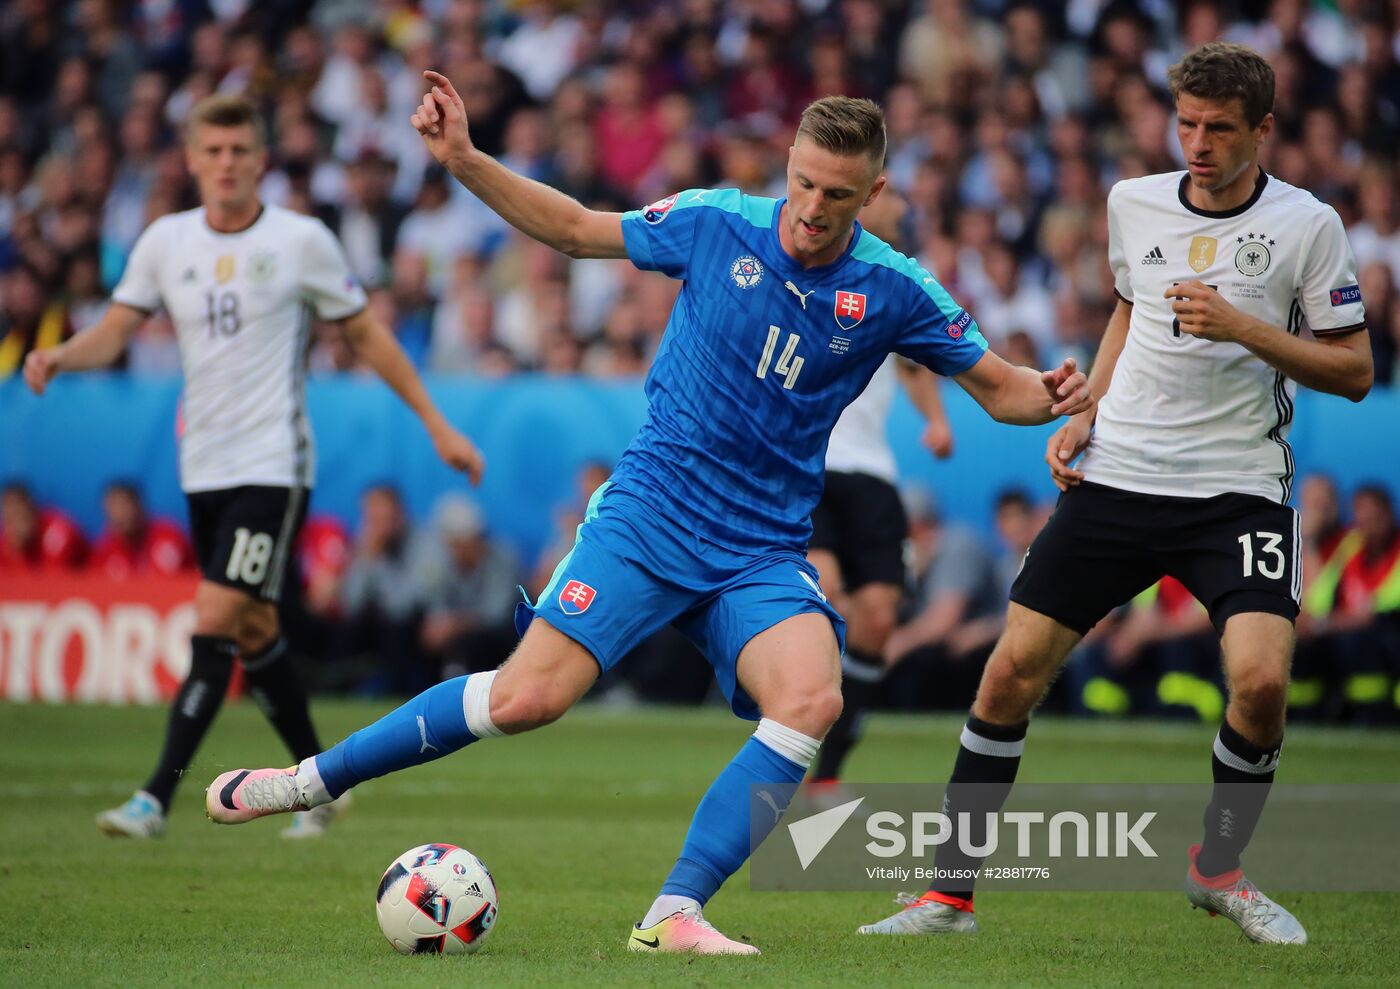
left=375, top=843, right=499, bottom=955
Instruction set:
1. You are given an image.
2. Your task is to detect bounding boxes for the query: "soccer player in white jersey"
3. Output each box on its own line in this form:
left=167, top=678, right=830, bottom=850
left=808, top=356, right=951, bottom=785
left=861, top=42, right=1372, bottom=945
left=23, top=94, right=482, bottom=839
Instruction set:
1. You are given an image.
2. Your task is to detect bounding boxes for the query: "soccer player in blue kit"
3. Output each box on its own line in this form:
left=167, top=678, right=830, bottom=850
left=208, top=71, right=1093, bottom=954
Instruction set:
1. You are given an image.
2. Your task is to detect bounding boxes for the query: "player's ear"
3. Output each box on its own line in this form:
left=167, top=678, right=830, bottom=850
left=863, top=173, right=887, bottom=208
left=1255, top=111, right=1273, bottom=142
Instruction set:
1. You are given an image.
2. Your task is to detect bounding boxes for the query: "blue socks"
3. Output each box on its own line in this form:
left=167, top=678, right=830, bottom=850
left=306, top=672, right=501, bottom=801
left=659, top=719, right=820, bottom=905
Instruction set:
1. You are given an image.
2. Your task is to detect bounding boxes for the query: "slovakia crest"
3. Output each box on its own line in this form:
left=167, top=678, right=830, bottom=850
left=558, top=579, right=597, bottom=616
left=731, top=255, right=764, bottom=289
left=642, top=194, right=678, bottom=224
left=834, top=290, right=866, bottom=331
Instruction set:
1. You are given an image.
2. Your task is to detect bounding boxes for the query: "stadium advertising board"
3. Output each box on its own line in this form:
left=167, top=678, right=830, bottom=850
left=0, top=573, right=199, bottom=703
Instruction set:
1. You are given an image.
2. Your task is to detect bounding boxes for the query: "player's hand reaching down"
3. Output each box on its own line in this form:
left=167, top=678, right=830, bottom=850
left=21, top=348, right=60, bottom=396
left=1041, top=357, right=1092, bottom=418
left=1045, top=414, right=1093, bottom=491
left=921, top=418, right=955, bottom=459
left=411, top=70, right=474, bottom=171
left=430, top=421, right=486, bottom=486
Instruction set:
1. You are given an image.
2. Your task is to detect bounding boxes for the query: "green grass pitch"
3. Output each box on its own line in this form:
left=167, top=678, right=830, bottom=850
left=2, top=700, right=1397, bottom=988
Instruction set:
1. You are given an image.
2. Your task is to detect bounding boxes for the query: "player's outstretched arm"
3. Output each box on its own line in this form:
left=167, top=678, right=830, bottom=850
left=1044, top=298, right=1131, bottom=489
left=21, top=303, right=147, bottom=396
left=410, top=70, right=626, bottom=260
left=896, top=359, right=953, bottom=459
left=340, top=308, right=485, bottom=485
left=953, top=351, right=1092, bottom=426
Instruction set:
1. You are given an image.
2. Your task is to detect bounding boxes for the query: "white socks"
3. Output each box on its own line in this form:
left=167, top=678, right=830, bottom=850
left=295, top=757, right=332, bottom=808
left=641, top=894, right=701, bottom=929
left=463, top=670, right=504, bottom=739
left=754, top=717, right=821, bottom=768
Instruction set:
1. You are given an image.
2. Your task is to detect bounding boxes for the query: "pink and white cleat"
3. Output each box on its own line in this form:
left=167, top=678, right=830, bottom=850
left=627, top=904, right=760, bottom=955
left=206, top=767, right=309, bottom=825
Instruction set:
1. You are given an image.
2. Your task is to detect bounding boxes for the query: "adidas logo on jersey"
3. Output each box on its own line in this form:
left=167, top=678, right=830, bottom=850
left=1141, top=246, right=1167, bottom=265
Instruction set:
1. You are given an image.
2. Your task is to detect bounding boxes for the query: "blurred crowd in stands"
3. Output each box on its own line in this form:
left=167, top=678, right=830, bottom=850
left=2, top=0, right=1400, bottom=382
left=4, top=470, right=1399, bottom=723
left=3, top=1, right=1400, bottom=721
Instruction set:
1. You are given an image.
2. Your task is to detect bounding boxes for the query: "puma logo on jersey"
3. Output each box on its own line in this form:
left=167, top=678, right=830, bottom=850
left=1141, top=246, right=1167, bottom=265
left=784, top=280, right=815, bottom=309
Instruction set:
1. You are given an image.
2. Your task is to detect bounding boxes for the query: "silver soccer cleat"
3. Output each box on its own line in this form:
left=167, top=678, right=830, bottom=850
left=1186, top=845, right=1307, bottom=945
left=857, top=893, right=980, bottom=935
left=96, top=790, right=166, bottom=838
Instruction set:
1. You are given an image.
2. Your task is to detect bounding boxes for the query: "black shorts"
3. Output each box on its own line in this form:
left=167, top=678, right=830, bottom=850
left=809, top=470, right=908, bottom=591
left=186, top=485, right=310, bottom=603
left=1011, top=481, right=1299, bottom=635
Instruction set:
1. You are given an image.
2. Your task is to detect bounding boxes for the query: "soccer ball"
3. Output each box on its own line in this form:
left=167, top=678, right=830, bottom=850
left=375, top=843, right=499, bottom=955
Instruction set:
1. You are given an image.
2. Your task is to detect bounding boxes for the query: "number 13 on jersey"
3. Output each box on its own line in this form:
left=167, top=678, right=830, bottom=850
left=756, top=325, right=804, bottom=389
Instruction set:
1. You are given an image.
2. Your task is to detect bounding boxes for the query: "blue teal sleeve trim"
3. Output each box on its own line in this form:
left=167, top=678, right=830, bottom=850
left=850, top=232, right=966, bottom=322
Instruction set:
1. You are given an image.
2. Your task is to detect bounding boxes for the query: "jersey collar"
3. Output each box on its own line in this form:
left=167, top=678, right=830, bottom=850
left=1177, top=167, right=1268, bottom=219
left=769, top=198, right=864, bottom=278
left=201, top=203, right=267, bottom=236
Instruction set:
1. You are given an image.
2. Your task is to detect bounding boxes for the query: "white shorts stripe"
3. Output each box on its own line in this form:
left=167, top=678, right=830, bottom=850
left=1291, top=508, right=1302, bottom=603
left=261, top=486, right=305, bottom=602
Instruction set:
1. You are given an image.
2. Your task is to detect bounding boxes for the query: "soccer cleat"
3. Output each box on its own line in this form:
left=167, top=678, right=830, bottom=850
left=627, top=904, right=760, bottom=955
left=206, top=767, right=308, bottom=825
left=280, top=792, right=353, bottom=839
left=1185, top=844, right=1307, bottom=944
left=857, top=892, right=980, bottom=935
left=96, top=790, right=166, bottom=839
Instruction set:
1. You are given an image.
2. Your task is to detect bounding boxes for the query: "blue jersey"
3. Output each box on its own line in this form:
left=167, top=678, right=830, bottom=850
left=613, top=188, right=989, bottom=552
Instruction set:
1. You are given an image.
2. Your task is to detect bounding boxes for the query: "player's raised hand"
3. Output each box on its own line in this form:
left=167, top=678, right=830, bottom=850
left=1041, top=357, right=1092, bottom=417
left=430, top=421, right=486, bottom=486
left=1045, top=414, right=1093, bottom=491
left=1165, top=281, right=1244, bottom=342
left=21, top=348, right=60, bottom=396
left=410, top=70, right=474, bottom=170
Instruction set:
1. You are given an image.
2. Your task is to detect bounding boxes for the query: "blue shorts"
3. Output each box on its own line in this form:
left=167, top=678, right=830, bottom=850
left=515, top=482, right=845, bottom=720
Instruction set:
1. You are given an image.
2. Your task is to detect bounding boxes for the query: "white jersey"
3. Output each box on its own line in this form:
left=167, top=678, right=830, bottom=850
left=113, top=205, right=367, bottom=493
left=826, top=354, right=897, bottom=483
left=1081, top=170, right=1365, bottom=504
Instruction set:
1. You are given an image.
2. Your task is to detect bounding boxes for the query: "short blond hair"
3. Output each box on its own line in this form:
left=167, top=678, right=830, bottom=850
left=186, top=93, right=266, bottom=147
left=796, top=96, right=886, bottom=169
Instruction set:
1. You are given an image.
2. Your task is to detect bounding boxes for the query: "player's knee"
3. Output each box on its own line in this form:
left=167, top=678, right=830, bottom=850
left=771, top=684, right=843, bottom=738
left=193, top=589, right=243, bottom=638
left=853, top=601, right=896, bottom=650
left=235, top=605, right=279, bottom=656
left=489, top=680, right=570, bottom=733
left=974, top=653, right=1044, bottom=721
left=1230, top=667, right=1288, bottom=721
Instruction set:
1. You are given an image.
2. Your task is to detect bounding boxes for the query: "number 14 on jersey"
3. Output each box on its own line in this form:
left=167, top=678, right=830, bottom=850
left=756, top=325, right=804, bottom=389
